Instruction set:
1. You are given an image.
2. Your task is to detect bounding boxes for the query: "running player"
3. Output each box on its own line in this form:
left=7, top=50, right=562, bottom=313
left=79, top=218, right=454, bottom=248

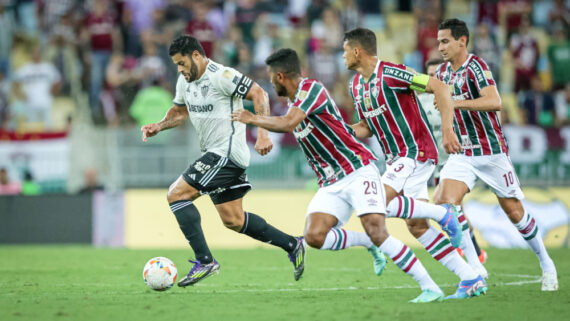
left=233, top=48, right=447, bottom=303
left=140, top=35, right=306, bottom=286
left=421, top=58, right=488, bottom=267
left=343, top=28, right=487, bottom=299
left=435, top=18, right=558, bottom=291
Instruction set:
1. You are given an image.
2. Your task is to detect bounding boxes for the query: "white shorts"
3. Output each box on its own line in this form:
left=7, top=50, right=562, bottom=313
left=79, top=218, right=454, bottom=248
left=306, top=164, right=386, bottom=228
left=382, top=157, right=435, bottom=200
left=440, top=153, right=525, bottom=199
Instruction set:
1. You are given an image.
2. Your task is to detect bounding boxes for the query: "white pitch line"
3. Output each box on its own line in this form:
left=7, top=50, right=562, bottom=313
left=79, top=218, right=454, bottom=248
left=0, top=273, right=542, bottom=296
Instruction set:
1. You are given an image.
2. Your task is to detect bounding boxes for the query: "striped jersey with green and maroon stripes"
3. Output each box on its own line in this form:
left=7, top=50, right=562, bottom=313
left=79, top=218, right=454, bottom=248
left=291, top=78, right=377, bottom=187
left=349, top=60, right=438, bottom=162
left=435, top=54, right=508, bottom=156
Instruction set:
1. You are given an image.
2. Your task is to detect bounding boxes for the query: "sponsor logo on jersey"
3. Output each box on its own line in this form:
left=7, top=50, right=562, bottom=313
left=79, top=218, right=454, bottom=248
left=293, top=122, right=314, bottom=139
left=452, top=92, right=470, bottom=101
left=362, top=104, right=387, bottom=118
left=469, top=61, right=485, bottom=83
left=383, top=67, right=413, bottom=82
left=189, top=104, right=214, bottom=113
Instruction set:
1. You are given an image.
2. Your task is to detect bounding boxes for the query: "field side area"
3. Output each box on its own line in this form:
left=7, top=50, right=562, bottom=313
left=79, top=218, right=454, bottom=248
left=0, top=246, right=568, bottom=321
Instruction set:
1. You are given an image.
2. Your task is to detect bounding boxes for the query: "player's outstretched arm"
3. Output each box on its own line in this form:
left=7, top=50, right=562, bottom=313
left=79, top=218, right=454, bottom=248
left=141, top=105, right=189, bottom=142
left=231, top=107, right=306, bottom=133
left=245, top=83, right=273, bottom=156
left=451, top=85, right=502, bottom=112
left=349, top=119, right=373, bottom=139
left=425, top=77, right=462, bottom=154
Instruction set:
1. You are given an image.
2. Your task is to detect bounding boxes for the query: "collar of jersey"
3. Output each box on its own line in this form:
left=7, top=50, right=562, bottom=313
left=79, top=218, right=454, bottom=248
left=359, top=59, right=381, bottom=85
left=291, top=77, right=309, bottom=104
left=194, top=59, right=212, bottom=84
left=448, top=54, right=473, bottom=73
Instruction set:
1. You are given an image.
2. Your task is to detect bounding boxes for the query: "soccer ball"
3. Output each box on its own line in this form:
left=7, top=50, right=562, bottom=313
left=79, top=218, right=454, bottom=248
left=142, top=257, right=178, bottom=291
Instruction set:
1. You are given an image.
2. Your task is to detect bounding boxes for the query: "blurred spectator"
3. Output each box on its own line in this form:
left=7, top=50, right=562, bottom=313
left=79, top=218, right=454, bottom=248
left=47, top=13, right=80, bottom=97
left=547, top=25, right=570, bottom=91
left=78, top=167, right=104, bottom=194
left=14, top=0, right=38, bottom=36
left=82, top=0, right=120, bottom=120
left=141, top=6, right=176, bottom=84
left=119, top=5, right=142, bottom=58
left=414, top=0, right=440, bottom=65
left=0, top=82, right=8, bottom=130
left=205, top=0, right=228, bottom=38
left=139, top=42, right=166, bottom=89
left=555, top=84, right=570, bottom=126
left=338, top=0, right=361, bottom=33
left=220, top=25, right=243, bottom=67
left=20, top=170, right=41, bottom=195
left=0, top=3, right=14, bottom=76
left=252, top=16, right=282, bottom=67
left=548, top=0, right=570, bottom=35
left=12, top=47, right=61, bottom=130
left=477, top=0, right=499, bottom=28
left=499, top=0, right=532, bottom=40
left=510, top=15, right=539, bottom=92
left=308, top=43, right=339, bottom=89
left=103, top=52, right=141, bottom=125
left=522, top=77, right=556, bottom=127
left=310, top=8, right=343, bottom=53
left=124, top=0, right=166, bottom=35
left=235, top=44, right=254, bottom=77
left=306, top=0, right=326, bottom=27
left=0, top=167, right=21, bottom=195
left=40, top=0, right=77, bottom=37
left=186, top=1, right=216, bottom=58
left=129, top=79, right=172, bottom=127
left=473, top=23, right=501, bottom=86
left=235, top=0, right=261, bottom=49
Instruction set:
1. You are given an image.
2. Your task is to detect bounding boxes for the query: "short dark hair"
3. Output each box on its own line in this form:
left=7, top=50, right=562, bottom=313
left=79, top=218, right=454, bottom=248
left=343, top=28, right=377, bottom=55
left=169, top=35, right=205, bottom=57
left=424, top=58, right=444, bottom=72
left=265, top=48, right=301, bottom=76
left=438, top=18, right=470, bottom=46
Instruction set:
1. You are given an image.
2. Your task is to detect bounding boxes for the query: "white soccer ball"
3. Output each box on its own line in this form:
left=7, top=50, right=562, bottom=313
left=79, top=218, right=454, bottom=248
left=142, top=257, right=178, bottom=291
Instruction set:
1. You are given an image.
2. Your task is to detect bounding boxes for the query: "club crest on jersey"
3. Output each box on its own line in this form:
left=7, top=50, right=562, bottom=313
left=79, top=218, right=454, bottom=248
left=298, top=90, right=309, bottom=101
left=293, top=123, right=314, bottom=139
left=371, top=85, right=380, bottom=98
left=201, top=84, right=209, bottom=98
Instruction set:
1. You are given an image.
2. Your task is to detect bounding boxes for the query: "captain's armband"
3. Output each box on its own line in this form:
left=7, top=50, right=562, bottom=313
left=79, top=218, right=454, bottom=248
left=410, top=73, right=430, bottom=93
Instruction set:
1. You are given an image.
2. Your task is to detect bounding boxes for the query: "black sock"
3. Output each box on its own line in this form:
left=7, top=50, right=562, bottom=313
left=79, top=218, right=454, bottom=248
left=170, top=201, right=213, bottom=264
left=470, top=229, right=482, bottom=256
left=239, top=212, right=297, bottom=252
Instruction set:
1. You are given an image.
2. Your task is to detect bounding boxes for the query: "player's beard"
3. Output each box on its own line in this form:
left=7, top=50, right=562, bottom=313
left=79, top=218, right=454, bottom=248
left=274, top=82, right=287, bottom=97
left=185, top=59, right=199, bottom=82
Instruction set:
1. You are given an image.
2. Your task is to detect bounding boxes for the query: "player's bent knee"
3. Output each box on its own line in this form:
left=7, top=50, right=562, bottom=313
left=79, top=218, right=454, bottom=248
left=304, top=230, right=326, bottom=249
left=406, top=219, right=429, bottom=238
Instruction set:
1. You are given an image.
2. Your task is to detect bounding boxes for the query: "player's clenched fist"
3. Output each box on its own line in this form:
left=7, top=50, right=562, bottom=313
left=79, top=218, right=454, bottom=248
left=141, top=123, right=161, bottom=142
left=231, top=109, right=255, bottom=124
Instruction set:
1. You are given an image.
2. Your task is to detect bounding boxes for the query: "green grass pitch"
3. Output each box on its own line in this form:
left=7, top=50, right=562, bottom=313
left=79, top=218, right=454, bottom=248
left=1, top=246, right=568, bottom=321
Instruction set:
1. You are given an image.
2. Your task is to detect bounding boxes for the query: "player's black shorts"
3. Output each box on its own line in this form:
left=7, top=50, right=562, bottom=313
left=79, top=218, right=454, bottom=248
left=182, top=152, right=251, bottom=205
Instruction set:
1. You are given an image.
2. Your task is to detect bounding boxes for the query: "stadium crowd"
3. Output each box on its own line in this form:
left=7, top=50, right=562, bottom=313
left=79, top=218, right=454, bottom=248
left=0, top=0, right=569, bottom=195
left=0, top=0, right=568, bottom=132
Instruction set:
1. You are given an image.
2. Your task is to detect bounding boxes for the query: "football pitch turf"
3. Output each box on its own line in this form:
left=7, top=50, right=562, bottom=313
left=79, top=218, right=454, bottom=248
left=1, top=246, right=568, bottom=321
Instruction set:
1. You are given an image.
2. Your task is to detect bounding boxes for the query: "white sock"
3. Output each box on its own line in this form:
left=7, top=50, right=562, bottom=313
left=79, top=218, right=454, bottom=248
left=418, top=226, right=478, bottom=280
left=455, top=209, right=485, bottom=269
left=386, top=196, right=446, bottom=221
left=514, top=212, right=556, bottom=273
left=379, top=235, right=441, bottom=293
left=320, top=228, right=373, bottom=250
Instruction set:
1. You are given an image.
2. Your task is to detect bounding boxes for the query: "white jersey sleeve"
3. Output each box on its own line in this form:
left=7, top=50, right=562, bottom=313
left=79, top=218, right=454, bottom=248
left=214, top=67, right=254, bottom=99
left=173, top=75, right=187, bottom=106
